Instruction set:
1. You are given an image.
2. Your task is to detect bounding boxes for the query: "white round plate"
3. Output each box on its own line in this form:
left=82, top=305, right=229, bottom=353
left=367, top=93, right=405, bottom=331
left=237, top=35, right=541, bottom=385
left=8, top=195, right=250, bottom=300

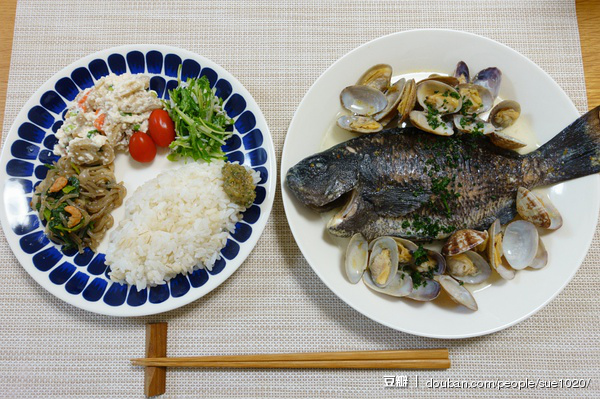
left=281, top=29, right=599, bottom=338
left=0, top=45, right=276, bottom=316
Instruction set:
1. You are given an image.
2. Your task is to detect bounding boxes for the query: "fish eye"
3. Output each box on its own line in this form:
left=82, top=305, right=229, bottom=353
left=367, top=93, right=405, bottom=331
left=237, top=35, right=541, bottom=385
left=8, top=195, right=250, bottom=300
left=307, top=159, right=327, bottom=174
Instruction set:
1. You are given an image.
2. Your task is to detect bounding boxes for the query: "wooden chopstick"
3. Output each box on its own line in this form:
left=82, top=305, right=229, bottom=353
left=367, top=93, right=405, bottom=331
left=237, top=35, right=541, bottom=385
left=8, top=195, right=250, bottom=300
left=131, top=348, right=450, bottom=369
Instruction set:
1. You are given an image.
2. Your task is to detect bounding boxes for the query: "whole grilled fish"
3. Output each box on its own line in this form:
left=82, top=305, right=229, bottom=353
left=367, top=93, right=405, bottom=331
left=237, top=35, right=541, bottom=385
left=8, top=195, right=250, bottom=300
left=286, top=106, right=600, bottom=240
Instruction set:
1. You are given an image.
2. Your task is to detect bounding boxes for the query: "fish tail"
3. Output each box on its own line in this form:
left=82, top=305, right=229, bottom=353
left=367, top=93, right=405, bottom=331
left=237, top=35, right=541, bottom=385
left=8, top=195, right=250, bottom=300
left=534, top=105, right=600, bottom=185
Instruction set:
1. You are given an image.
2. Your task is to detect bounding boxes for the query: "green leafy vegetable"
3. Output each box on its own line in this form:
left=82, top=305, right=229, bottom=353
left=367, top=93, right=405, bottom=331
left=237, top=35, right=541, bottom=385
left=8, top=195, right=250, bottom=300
left=163, top=68, right=234, bottom=162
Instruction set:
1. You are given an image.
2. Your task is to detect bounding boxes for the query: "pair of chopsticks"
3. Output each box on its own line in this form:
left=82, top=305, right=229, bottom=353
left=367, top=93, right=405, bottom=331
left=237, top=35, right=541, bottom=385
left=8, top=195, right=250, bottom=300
left=131, top=348, right=450, bottom=369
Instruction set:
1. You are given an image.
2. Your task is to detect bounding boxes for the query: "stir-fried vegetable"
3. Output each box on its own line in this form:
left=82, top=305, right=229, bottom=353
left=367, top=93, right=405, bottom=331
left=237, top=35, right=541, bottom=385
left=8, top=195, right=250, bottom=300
left=164, top=70, right=233, bottom=162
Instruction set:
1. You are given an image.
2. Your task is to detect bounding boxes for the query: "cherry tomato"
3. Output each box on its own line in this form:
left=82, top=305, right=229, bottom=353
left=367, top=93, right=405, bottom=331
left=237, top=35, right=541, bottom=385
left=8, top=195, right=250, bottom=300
left=129, top=132, right=156, bottom=163
left=148, top=109, right=176, bottom=147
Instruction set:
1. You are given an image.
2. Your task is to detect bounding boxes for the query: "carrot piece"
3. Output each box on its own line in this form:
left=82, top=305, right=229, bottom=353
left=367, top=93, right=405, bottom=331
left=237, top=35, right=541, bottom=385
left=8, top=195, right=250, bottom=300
left=94, top=113, right=106, bottom=133
left=78, top=90, right=91, bottom=112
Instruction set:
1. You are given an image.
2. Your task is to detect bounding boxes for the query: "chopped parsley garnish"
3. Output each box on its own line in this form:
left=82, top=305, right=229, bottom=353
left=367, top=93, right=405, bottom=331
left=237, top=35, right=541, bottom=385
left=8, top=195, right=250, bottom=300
left=425, top=105, right=442, bottom=130
left=460, top=98, right=473, bottom=115
left=132, top=124, right=141, bottom=131
left=413, top=245, right=428, bottom=267
left=402, top=265, right=434, bottom=289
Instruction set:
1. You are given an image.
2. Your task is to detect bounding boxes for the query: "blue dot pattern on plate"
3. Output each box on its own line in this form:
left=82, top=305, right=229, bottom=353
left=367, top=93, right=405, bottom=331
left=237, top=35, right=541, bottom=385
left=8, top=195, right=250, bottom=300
left=4, top=49, right=269, bottom=310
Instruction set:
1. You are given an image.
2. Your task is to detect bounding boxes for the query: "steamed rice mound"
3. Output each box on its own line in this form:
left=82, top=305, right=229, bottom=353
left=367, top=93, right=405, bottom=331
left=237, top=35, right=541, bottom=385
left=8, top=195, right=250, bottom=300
left=106, top=161, right=257, bottom=290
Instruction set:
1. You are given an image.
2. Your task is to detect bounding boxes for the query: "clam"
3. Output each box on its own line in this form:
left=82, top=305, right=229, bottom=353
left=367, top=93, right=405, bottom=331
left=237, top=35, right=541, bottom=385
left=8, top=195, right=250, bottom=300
left=446, top=251, right=491, bottom=284
left=419, top=75, right=460, bottom=87
left=345, top=233, right=368, bottom=284
left=436, top=275, right=478, bottom=311
left=406, top=278, right=441, bottom=301
left=409, top=110, right=454, bottom=136
left=487, top=219, right=515, bottom=280
left=472, top=67, right=502, bottom=99
left=516, top=187, right=562, bottom=230
left=373, top=78, right=405, bottom=123
left=453, top=61, right=470, bottom=84
left=453, top=115, right=495, bottom=135
left=367, top=236, right=399, bottom=287
left=392, top=237, right=418, bottom=264
left=363, top=270, right=413, bottom=297
left=457, top=83, right=493, bottom=114
left=413, top=249, right=446, bottom=275
left=337, top=115, right=383, bottom=134
left=340, top=85, right=387, bottom=116
left=442, top=229, right=488, bottom=256
left=489, top=100, right=521, bottom=130
left=396, top=79, right=417, bottom=125
left=487, top=131, right=527, bottom=150
left=502, top=220, right=539, bottom=270
left=416, top=80, right=462, bottom=114
left=529, top=238, right=548, bottom=269
left=357, top=64, right=392, bottom=92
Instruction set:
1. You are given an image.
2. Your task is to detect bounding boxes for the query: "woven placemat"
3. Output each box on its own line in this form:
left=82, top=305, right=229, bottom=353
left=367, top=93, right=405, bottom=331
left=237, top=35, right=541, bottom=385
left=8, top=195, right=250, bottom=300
left=1, top=0, right=598, bottom=398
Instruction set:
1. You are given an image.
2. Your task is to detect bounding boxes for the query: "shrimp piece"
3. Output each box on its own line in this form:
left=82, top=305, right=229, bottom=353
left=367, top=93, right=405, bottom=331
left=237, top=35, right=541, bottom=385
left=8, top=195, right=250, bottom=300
left=48, top=176, right=68, bottom=193
left=64, top=205, right=82, bottom=228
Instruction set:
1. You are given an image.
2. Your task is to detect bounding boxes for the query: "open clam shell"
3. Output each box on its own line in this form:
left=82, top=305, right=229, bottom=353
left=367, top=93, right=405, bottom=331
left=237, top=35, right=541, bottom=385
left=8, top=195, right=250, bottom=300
left=345, top=233, right=368, bottom=284
left=528, top=238, right=548, bottom=269
left=373, top=78, right=405, bottom=122
left=406, top=278, right=441, bottom=302
left=516, top=187, right=563, bottom=230
left=340, top=85, right=387, bottom=116
left=419, top=75, right=460, bottom=87
left=487, top=219, right=516, bottom=280
left=453, top=114, right=495, bottom=135
left=356, top=64, right=393, bottom=92
left=363, top=270, right=413, bottom=298
left=445, top=251, right=491, bottom=284
left=368, top=236, right=399, bottom=288
left=442, top=229, right=488, bottom=256
left=436, top=275, right=478, bottom=311
left=489, top=100, right=521, bottom=130
left=409, top=110, right=454, bottom=136
left=472, top=67, right=502, bottom=99
left=457, top=83, right=493, bottom=114
left=396, top=79, right=417, bottom=125
left=416, top=80, right=462, bottom=114
left=453, top=61, right=470, bottom=84
left=486, top=131, right=527, bottom=150
left=502, top=220, right=539, bottom=270
left=337, top=115, right=383, bottom=134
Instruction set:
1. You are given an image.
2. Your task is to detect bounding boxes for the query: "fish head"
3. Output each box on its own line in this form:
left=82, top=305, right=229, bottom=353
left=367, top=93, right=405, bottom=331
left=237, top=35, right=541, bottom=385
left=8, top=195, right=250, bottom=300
left=286, top=147, right=358, bottom=209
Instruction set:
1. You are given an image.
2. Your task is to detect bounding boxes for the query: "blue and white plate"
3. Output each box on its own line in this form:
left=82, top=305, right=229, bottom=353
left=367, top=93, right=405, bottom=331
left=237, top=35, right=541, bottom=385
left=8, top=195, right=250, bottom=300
left=0, top=45, right=276, bottom=316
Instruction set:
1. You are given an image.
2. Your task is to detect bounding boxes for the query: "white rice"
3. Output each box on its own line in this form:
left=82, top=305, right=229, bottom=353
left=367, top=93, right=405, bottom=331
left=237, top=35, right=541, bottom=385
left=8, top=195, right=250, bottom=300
left=105, top=161, right=259, bottom=290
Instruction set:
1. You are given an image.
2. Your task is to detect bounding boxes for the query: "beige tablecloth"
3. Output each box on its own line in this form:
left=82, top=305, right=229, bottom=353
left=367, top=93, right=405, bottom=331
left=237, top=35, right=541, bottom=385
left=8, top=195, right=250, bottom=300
left=1, top=0, right=598, bottom=397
